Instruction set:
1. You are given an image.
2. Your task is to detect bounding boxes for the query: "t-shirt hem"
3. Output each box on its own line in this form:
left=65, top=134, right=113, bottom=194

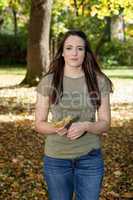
left=44, top=145, right=101, bottom=159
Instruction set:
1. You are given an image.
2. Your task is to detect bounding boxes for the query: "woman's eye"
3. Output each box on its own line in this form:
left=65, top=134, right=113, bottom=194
left=65, top=46, right=85, bottom=51
left=78, top=47, right=84, bottom=51
left=66, top=47, right=72, bottom=50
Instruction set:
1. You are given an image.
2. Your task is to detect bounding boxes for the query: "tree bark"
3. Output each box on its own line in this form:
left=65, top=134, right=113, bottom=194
left=73, top=0, right=79, bottom=16
left=21, top=0, right=53, bottom=86
left=12, top=9, right=18, bottom=38
left=0, top=16, right=4, bottom=30
left=95, top=17, right=111, bottom=56
left=111, top=14, right=125, bottom=41
left=95, top=14, right=125, bottom=56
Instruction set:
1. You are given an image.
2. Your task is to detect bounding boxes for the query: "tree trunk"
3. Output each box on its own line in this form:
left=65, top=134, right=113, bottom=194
left=21, top=0, right=53, bottom=86
left=79, top=0, right=85, bottom=16
left=0, top=16, right=4, bottom=30
left=73, top=0, right=78, bottom=16
left=12, top=9, right=18, bottom=37
left=95, top=17, right=111, bottom=56
left=111, top=14, right=125, bottom=41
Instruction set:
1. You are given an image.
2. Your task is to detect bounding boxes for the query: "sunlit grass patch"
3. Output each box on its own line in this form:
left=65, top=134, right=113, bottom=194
left=103, top=68, right=133, bottom=79
left=0, top=66, right=26, bottom=75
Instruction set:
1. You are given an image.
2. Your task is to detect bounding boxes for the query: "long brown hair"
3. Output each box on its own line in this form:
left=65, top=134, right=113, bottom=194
left=45, top=30, right=113, bottom=109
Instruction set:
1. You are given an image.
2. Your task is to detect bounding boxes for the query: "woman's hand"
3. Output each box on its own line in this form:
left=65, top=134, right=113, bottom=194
left=56, top=127, right=68, bottom=136
left=67, top=122, right=86, bottom=140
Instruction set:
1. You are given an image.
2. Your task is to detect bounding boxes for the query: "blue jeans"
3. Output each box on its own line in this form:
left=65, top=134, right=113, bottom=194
left=43, top=149, right=104, bottom=200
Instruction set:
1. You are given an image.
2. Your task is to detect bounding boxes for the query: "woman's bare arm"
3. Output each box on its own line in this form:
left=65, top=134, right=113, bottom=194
left=84, top=94, right=111, bottom=135
left=35, top=93, right=58, bottom=135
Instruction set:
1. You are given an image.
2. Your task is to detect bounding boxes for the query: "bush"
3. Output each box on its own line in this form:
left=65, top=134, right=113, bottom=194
left=0, top=33, right=27, bottom=65
left=99, top=39, right=133, bottom=67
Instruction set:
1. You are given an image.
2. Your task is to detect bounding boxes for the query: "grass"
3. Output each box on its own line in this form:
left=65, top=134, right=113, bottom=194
left=0, top=65, right=133, bottom=79
left=0, top=65, right=26, bottom=75
left=103, top=68, right=133, bottom=79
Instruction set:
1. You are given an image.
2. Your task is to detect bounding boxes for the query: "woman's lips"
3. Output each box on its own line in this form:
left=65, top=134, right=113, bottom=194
left=70, top=58, right=78, bottom=60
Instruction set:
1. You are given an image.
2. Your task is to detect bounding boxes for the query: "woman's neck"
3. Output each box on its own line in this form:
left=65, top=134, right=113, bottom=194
left=64, top=66, right=84, bottom=78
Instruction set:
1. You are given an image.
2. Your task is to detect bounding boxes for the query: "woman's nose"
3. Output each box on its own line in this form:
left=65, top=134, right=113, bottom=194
left=72, top=48, right=78, bottom=56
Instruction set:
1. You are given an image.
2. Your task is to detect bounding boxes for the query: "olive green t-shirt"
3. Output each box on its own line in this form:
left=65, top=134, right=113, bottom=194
left=36, top=73, right=111, bottom=159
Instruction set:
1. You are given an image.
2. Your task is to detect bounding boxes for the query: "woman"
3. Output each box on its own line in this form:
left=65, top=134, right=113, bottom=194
left=35, top=30, right=113, bottom=200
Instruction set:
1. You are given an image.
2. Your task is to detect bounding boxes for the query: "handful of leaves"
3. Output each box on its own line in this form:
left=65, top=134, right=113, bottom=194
left=52, top=115, right=80, bottom=129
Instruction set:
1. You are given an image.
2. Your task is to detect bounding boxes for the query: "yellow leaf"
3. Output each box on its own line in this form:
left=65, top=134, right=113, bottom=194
left=122, top=192, right=133, bottom=198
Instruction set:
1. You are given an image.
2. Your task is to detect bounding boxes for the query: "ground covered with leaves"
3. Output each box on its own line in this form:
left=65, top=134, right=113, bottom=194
left=0, top=75, right=133, bottom=200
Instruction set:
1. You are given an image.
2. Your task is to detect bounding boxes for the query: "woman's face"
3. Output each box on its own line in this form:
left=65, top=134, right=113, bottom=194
left=62, top=35, right=85, bottom=68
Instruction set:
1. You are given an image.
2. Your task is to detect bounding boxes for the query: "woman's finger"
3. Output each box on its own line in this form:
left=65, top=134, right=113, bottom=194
left=56, top=128, right=68, bottom=136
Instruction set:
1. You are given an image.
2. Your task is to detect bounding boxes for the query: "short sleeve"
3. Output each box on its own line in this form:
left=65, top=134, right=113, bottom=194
left=36, top=75, right=52, bottom=96
left=98, top=75, right=112, bottom=97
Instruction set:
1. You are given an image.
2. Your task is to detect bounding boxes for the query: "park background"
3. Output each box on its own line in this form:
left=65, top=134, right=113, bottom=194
left=0, top=0, right=133, bottom=199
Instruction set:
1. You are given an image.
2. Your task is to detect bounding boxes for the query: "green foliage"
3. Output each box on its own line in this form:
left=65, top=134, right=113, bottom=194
left=0, top=0, right=30, bottom=34
left=0, top=33, right=27, bottom=65
left=51, top=0, right=105, bottom=47
left=51, top=0, right=133, bottom=67
left=0, top=0, right=8, bottom=10
left=100, top=39, right=133, bottom=67
left=1, top=0, right=133, bottom=67
left=51, top=0, right=132, bottom=47
left=126, top=24, right=133, bottom=38
left=0, top=0, right=30, bottom=64
left=91, top=0, right=133, bottom=21
left=51, top=0, right=69, bottom=36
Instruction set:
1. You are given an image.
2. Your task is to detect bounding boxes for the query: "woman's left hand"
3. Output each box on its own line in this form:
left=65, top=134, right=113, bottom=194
left=67, top=122, right=86, bottom=140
